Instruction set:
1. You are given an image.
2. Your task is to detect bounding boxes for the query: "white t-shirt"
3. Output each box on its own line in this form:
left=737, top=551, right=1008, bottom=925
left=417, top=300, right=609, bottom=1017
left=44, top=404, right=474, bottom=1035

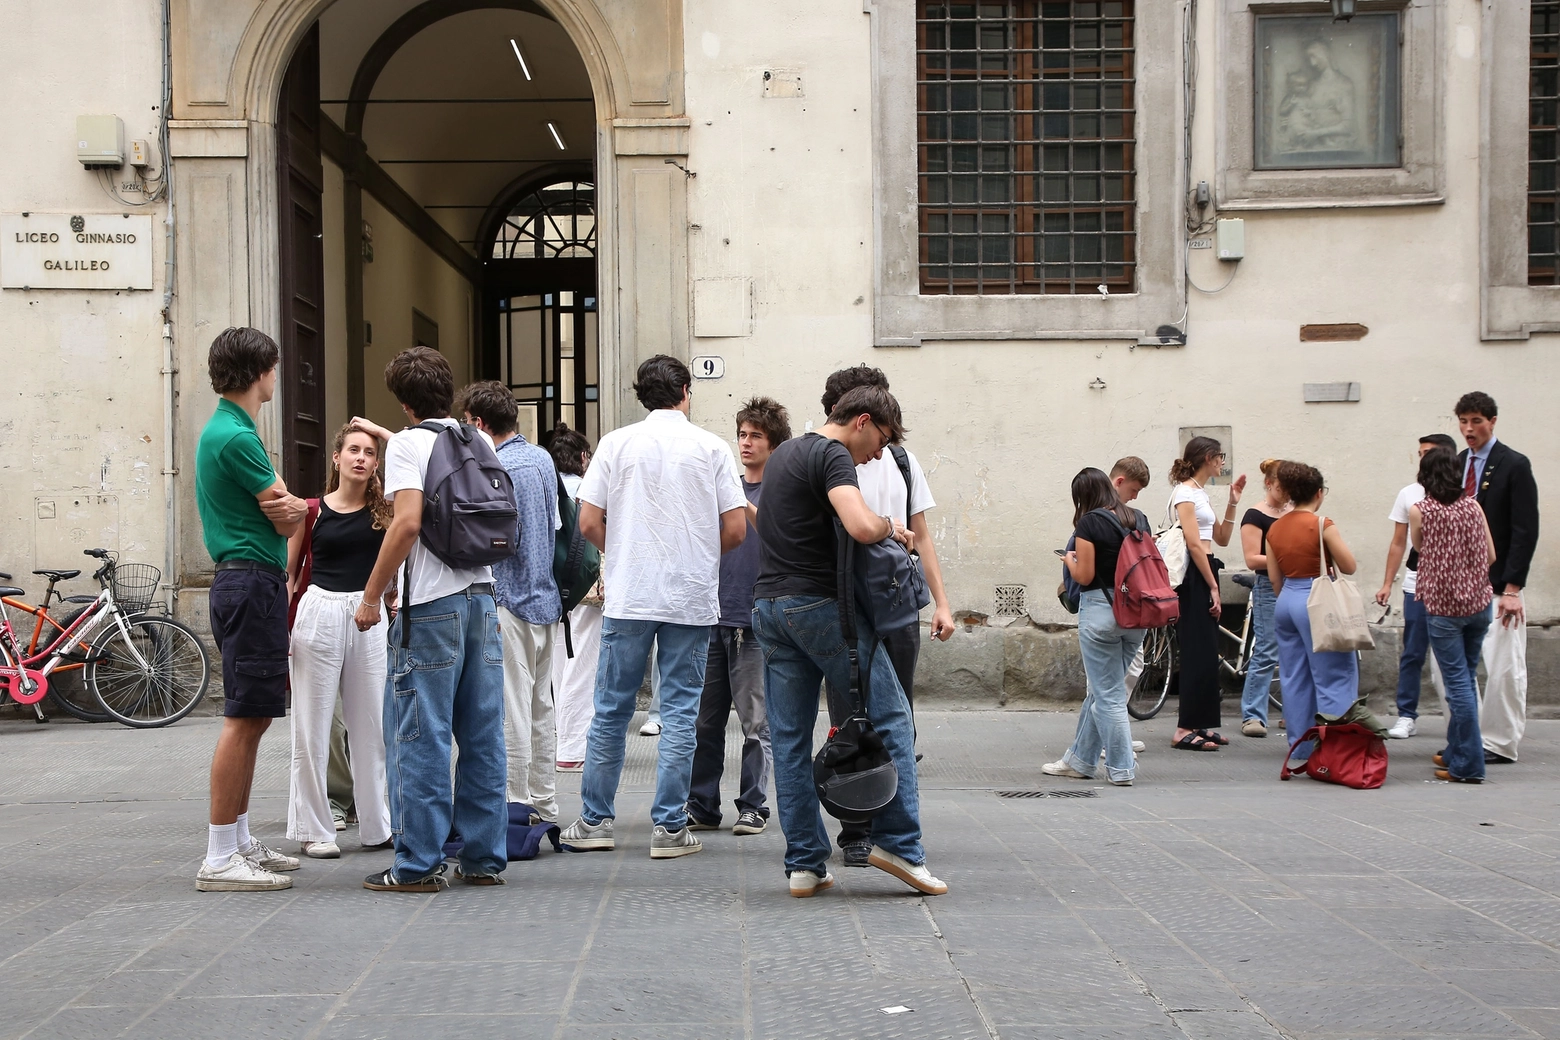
left=382, top=419, right=496, bottom=607
left=577, top=409, right=746, bottom=625
left=857, top=448, right=936, bottom=522
left=1388, top=482, right=1426, bottom=595
left=1170, top=483, right=1216, bottom=541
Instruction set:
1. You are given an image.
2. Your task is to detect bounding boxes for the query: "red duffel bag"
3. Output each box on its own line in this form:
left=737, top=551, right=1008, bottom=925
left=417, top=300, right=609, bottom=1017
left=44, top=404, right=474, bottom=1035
left=1280, top=723, right=1388, bottom=789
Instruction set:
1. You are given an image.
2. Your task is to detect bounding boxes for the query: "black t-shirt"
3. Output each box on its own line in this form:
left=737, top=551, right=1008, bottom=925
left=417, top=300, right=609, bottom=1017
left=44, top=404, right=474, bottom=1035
left=1241, top=507, right=1278, bottom=554
left=1073, top=507, right=1148, bottom=592
left=309, top=500, right=386, bottom=593
left=754, top=434, right=860, bottom=600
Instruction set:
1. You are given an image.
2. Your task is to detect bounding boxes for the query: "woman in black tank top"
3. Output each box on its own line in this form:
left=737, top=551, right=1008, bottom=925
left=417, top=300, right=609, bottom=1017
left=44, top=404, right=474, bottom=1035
left=285, top=420, right=396, bottom=858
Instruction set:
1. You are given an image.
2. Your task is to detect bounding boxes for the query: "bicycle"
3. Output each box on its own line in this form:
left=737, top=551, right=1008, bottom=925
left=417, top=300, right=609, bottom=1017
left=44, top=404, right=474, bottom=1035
left=1128, top=624, right=1178, bottom=721
left=0, top=566, right=115, bottom=723
left=1216, top=572, right=1282, bottom=715
left=0, top=549, right=211, bottom=728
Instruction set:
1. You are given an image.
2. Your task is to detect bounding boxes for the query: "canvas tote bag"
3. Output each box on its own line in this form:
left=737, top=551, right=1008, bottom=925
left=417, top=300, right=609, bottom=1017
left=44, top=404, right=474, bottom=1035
left=1154, top=497, right=1189, bottom=588
left=1305, top=515, right=1374, bottom=653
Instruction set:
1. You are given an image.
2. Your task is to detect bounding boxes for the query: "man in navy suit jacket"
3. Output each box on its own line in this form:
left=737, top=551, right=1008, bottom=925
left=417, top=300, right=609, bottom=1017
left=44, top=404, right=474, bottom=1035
left=1455, top=391, right=1540, bottom=763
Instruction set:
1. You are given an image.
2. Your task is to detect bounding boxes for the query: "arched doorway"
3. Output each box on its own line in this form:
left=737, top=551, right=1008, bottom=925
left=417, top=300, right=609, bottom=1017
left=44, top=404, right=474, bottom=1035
left=481, top=176, right=600, bottom=443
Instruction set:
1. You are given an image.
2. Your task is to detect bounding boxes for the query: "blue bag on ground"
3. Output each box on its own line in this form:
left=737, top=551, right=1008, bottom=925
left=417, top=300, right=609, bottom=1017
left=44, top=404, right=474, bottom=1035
left=443, top=802, right=563, bottom=861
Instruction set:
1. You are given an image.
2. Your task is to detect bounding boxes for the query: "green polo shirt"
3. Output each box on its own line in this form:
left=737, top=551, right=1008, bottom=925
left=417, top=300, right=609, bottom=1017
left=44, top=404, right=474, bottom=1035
left=195, top=398, right=287, bottom=570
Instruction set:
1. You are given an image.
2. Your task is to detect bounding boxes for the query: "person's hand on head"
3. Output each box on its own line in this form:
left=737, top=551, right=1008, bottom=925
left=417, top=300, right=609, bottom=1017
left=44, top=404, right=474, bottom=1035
left=349, top=416, right=394, bottom=441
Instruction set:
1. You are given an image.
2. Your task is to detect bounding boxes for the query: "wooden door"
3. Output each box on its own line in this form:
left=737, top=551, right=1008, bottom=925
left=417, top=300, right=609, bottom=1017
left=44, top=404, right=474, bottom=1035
left=276, top=24, right=326, bottom=497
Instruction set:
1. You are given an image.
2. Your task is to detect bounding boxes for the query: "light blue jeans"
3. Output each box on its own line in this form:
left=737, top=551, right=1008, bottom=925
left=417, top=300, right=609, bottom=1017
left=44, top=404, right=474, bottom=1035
left=579, top=618, right=711, bottom=829
left=1275, top=578, right=1360, bottom=760
left=1427, top=606, right=1491, bottom=781
left=752, top=595, right=923, bottom=878
left=383, top=588, right=508, bottom=880
left=1063, top=590, right=1146, bottom=783
left=1240, top=575, right=1279, bottom=725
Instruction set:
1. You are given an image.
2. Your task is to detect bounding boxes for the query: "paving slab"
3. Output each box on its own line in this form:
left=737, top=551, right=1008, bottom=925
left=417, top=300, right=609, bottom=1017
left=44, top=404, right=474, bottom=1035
left=2, top=709, right=1558, bottom=1039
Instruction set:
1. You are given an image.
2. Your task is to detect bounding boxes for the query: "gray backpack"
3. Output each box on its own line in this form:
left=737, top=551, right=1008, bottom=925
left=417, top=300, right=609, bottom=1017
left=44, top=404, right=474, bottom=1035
left=412, top=420, right=519, bottom=568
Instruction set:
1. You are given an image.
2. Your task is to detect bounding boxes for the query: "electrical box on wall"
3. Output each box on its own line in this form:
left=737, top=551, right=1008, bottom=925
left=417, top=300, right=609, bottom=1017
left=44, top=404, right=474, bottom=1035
left=1215, top=218, right=1246, bottom=261
left=77, top=115, right=125, bottom=167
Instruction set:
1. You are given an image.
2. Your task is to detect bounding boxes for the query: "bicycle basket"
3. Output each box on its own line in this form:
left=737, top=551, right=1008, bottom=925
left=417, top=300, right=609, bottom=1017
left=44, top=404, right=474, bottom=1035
left=112, top=563, right=162, bottom=613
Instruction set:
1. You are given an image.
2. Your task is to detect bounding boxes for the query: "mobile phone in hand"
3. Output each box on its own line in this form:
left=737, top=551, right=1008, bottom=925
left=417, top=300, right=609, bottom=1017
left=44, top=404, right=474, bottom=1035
left=1053, top=548, right=1067, bottom=557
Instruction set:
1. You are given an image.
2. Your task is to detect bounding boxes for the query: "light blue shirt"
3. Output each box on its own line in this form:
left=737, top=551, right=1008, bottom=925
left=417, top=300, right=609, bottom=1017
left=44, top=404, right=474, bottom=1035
left=492, top=433, right=562, bottom=625
left=1464, top=436, right=1497, bottom=495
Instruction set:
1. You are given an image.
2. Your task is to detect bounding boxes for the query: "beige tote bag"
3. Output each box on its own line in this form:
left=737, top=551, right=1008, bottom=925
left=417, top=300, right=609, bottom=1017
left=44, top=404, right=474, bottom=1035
left=1305, top=515, right=1375, bottom=653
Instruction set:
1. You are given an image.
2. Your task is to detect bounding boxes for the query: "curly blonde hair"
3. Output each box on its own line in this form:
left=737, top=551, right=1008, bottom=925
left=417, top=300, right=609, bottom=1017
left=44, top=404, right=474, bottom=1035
left=325, top=424, right=394, bottom=530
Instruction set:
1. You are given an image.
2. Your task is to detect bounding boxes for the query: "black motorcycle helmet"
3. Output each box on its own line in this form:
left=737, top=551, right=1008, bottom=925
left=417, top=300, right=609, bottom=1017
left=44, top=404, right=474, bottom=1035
left=813, top=714, right=898, bottom=822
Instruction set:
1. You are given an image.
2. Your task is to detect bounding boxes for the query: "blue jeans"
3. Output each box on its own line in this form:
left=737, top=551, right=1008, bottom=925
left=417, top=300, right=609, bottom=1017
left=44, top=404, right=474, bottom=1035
left=1063, top=590, right=1145, bottom=783
left=1396, top=589, right=1430, bottom=719
left=579, top=619, right=711, bottom=829
left=752, top=596, right=924, bottom=877
left=1428, top=606, right=1491, bottom=781
left=1239, top=575, right=1278, bottom=725
left=383, top=588, right=508, bottom=880
left=1274, top=578, right=1360, bottom=760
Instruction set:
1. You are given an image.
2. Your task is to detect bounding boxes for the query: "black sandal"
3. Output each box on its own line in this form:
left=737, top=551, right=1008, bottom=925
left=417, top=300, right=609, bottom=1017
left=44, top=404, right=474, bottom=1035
left=1173, top=733, right=1220, bottom=752
left=1197, top=729, right=1230, bottom=746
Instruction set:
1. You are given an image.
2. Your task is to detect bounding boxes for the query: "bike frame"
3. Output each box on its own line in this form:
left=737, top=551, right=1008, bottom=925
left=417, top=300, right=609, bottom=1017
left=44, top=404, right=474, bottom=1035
left=0, top=584, right=146, bottom=678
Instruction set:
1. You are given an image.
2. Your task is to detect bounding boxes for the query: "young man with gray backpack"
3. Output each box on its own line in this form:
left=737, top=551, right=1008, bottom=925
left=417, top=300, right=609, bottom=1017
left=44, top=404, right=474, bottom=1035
left=353, top=347, right=517, bottom=893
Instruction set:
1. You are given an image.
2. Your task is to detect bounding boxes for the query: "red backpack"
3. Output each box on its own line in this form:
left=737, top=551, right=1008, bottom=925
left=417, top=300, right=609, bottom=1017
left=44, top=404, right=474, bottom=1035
left=1094, top=509, right=1181, bottom=630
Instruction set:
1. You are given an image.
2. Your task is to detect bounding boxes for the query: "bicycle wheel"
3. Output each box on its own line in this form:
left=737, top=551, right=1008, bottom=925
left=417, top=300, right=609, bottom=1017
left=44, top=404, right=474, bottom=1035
left=86, top=615, right=210, bottom=728
left=1128, top=626, right=1177, bottom=720
left=43, top=607, right=113, bottom=723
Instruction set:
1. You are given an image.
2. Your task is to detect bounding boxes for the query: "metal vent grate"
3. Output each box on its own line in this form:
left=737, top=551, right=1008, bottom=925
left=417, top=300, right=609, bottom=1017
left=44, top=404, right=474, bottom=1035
left=996, top=789, right=1097, bottom=799
left=994, top=584, right=1027, bottom=616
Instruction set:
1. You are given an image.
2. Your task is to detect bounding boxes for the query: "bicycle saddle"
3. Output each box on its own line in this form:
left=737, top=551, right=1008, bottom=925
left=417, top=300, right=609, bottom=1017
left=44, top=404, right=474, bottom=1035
left=1230, top=571, right=1257, bottom=589
left=0, top=586, right=24, bottom=598
left=33, top=568, right=81, bottom=581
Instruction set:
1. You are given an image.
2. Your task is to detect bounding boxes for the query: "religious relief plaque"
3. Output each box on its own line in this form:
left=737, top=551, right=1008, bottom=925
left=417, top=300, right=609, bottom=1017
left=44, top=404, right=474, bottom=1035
left=1253, top=14, right=1401, bottom=171
left=2, top=213, right=155, bottom=290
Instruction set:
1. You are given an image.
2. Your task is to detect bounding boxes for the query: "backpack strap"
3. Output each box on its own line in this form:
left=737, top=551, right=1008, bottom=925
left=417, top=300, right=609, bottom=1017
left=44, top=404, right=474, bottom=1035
left=888, top=444, right=914, bottom=524
left=556, top=472, right=577, bottom=659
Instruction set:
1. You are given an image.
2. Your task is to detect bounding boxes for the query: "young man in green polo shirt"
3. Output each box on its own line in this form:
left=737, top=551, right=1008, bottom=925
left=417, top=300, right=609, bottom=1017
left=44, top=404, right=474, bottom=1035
left=194, top=327, right=309, bottom=892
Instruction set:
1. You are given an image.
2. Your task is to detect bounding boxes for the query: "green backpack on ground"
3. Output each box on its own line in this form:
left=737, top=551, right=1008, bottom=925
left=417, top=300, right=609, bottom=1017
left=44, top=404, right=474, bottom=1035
left=553, top=474, right=602, bottom=657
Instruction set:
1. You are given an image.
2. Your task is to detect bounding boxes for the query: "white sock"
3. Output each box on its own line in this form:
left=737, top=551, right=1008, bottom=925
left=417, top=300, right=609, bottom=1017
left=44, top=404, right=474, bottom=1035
left=206, top=823, right=239, bottom=869
left=235, top=812, right=251, bottom=851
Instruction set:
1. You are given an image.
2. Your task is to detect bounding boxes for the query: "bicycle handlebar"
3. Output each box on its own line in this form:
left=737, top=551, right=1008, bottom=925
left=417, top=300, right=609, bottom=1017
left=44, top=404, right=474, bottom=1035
left=83, top=548, right=112, bottom=559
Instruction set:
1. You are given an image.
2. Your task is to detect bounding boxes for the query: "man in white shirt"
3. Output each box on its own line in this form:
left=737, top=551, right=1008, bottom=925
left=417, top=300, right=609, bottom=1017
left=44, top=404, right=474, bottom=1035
left=817, top=366, right=954, bottom=867
left=353, top=347, right=508, bottom=892
left=559, top=356, right=748, bottom=860
left=1375, top=434, right=1457, bottom=739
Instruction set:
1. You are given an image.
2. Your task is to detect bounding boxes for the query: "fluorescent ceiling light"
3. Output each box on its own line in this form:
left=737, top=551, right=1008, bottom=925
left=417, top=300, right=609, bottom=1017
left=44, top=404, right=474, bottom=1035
left=547, top=122, right=567, bottom=151
left=509, top=38, right=532, bottom=80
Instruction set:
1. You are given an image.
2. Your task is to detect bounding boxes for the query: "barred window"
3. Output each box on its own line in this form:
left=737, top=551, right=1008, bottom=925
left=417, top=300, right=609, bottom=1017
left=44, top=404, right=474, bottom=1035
left=918, top=1, right=1136, bottom=296
left=1531, top=1, right=1560, bottom=285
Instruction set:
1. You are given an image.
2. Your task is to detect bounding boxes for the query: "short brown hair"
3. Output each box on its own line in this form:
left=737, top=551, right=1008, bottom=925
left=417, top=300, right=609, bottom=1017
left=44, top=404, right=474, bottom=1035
left=385, top=346, right=453, bottom=420
left=457, top=380, right=518, bottom=436
left=735, top=396, right=791, bottom=449
left=207, top=327, right=280, bottom=394
left=1109, top=456, right=1150, bottom=487
left=821, top=365, right=889, bottom=414
left=827, top=385, right=905, bottom=444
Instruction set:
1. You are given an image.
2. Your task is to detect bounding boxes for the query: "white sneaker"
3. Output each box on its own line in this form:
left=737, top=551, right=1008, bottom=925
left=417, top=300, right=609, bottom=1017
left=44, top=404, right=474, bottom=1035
left=788, top=870, right=835, bottom=898
left=639, top=719, right=662, bottom=736
left=1042, top=760, right=1091, bottom=779
left=301, top=840, right=340, bottom=859
left=866, top=846, right=948, bottom=895
left=196, top=852, right=292, bottom=892
left=559, top=816, right=615, bottom=851
left=649, top=825, right=702, bottom=859
left=242, top=838, right=300, bottom=872
left=1132, top=740, right=1146, bottom=753
left=1387, top=717, right=1417, bottom=739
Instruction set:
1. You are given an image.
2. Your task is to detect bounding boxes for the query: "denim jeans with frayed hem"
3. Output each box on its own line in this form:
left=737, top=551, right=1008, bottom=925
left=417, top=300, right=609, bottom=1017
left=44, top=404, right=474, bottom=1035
left=1428, top=606, right=1491, bottom=781
left=1396, top=589, right=1430, bottom=719
left=1239, top=575, right=1278, bottom=725
left=1063, top=590, right=1145, bottom=783
left=384, top=588, right=508, bottom=880
left=579, top=618, right=711, bottom=829
left=752, top=595, right=924, bottom=878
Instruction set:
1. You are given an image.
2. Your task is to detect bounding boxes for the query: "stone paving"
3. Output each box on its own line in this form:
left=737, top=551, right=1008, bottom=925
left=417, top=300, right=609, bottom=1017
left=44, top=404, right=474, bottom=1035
left=2, top=709, right=1559, bottom=1040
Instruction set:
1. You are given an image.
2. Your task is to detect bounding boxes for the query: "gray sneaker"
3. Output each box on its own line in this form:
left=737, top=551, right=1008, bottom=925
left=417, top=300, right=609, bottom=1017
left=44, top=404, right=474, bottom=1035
left=242, top=838, right=300, bottom=872
left=650, top=825, right=702, bottom=859
left=559, top=816, right=615, bottom=851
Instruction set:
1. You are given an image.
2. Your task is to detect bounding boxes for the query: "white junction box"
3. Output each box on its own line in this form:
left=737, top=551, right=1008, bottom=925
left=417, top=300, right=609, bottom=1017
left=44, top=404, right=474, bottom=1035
left=1215, top=218, right=1246, bottom=261
left=76, top=115, right=125, bottom=167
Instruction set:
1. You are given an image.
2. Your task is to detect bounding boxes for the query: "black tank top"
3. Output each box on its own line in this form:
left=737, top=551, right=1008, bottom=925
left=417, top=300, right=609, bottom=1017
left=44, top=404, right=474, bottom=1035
left=308, top=500, right=385, bottom=593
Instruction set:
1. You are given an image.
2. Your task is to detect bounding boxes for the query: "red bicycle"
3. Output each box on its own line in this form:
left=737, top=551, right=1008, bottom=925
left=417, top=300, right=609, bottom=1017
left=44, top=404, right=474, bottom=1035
left=0, top=549, right=210, bottom=728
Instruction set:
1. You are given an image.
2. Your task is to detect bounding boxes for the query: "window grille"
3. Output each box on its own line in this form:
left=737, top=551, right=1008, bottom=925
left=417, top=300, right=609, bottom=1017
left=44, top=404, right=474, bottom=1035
left=1531, top=2, right=1560, bottom=285
left=917, top=0, right=1136, bottom=296
left=491, top=180, right=596, bottom=260
left=994, top=584, right=1028, bottom=616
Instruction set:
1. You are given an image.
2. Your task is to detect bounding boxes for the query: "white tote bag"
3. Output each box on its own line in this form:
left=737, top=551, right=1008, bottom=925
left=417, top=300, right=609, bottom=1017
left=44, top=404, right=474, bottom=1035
left=1305, top=515, right=1375, bottom=653
left=1154, top=498, right=1189, bottom=588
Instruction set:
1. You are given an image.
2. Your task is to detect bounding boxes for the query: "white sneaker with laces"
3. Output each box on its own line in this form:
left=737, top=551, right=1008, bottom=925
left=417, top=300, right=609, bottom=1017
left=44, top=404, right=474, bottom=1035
left=196, top=852, right=292, bottom=892
left=242, top=838, right=300, bottom=872
left=866, top=846, right=948, bottom=895
left=639, top=719, right=662, bottom=736
left=788, top=870, right=835, bottom=898
left=1042, top=760, right=1091, bottom=779
left=1387, top=716, right=1417, bottom=739
left=301, top=840, right=340, bottom=859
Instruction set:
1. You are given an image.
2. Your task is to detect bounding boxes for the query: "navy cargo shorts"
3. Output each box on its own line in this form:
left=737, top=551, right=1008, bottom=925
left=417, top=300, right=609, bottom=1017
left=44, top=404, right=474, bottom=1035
left=209, top=565, right=289, bottom=718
